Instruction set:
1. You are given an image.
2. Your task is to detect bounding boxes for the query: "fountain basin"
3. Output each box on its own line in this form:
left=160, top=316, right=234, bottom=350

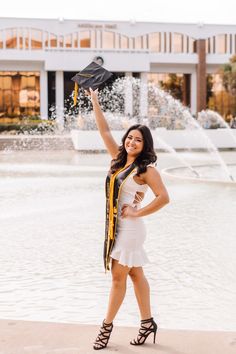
left=0, top=134, right=73, bottom=150
left=162, top=163, right=236, bottom=185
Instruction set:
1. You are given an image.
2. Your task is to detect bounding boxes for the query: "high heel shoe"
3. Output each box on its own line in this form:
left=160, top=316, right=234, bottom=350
left=93, top=319, right=113, bottom=350
left=130, top=317, right=157, bottom=345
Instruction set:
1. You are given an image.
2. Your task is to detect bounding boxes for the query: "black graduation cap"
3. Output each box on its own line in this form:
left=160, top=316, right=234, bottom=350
left=71, top=61, right=113, bottom=105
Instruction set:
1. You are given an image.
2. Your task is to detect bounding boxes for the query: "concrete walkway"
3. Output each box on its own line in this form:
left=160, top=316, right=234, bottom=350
left=0, top=319, right=236, bottom=354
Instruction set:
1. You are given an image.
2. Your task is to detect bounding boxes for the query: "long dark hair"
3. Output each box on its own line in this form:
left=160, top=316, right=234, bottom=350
left=110, top=124, right=157, bottom=176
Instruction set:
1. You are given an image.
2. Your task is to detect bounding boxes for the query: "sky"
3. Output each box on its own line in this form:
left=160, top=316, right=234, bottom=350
left=0, top=0, right=236, bottom=25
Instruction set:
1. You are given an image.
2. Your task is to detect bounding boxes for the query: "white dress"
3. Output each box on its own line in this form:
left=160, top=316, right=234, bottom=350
left=110, top=165, right=154, bottom=267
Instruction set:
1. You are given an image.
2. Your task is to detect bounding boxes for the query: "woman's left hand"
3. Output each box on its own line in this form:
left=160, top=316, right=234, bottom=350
left=121, top=204, right=138, bottom=218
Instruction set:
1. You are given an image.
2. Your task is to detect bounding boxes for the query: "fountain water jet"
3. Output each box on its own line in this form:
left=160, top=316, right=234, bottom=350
left=154, top=134, right=201, bottom=178
left=149, top=85, right=235, bottom=182
left=198, top=109, right=236, bottom=148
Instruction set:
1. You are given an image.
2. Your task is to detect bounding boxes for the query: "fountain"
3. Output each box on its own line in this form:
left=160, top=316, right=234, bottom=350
left=1, top=75, right=235, bottom=182
left=70, top=76, right=236, bottom=183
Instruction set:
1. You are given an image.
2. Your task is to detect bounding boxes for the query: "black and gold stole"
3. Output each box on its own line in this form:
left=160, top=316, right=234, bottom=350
left=103, top=162, right=136, bottom=272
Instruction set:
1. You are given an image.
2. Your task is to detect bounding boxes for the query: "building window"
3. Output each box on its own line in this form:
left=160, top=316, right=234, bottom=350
left=148, top=33, right=161, bottom=52
left=50, top=33, right=57, bottom=48
left=44, top=32, right=49, bottom=48
left=24, top=28, right=30, bottom=49
left=95, top=30, right=101, bottom=48
left=0, top=31, right=3, bottom=49
left=90, top=30, right=96, bottom=48
left=142, top=35, right=148, bottom=50
left=5, top=28, right=17, bottom=49
left=120, top=34, right=129, bottom=49
left=129, top=37, right=135, bottom=50
left=18, top=28, right=24, bottom=49
left=134, top=36, right=143, bottom=50
left=31, top=29, right=43, bottom=49
left=0, top=71, right=40, bottom=119
left=80, top=31, right=91, bottom=48
left=73, top=32, right=78, bottom=48
left=114, top=33, right=120, bottom=48
left=216, top=34, right=227, bottom=54
left=188, top=37, right=195, bottom=53
left=64, top=34, right=72, bottom=48
left=59, top=35, right=64, bottom=48
left=173, top=33, right=183, bottom=53
left=102, top=31, right=115, bottom=49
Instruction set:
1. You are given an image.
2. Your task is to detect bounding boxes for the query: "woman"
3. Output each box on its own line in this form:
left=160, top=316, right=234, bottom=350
left=89, top=88, right=169, bottom=350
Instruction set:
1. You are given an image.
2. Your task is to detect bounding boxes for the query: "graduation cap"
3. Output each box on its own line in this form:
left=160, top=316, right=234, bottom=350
left=71, top=61, right=113, bottom=105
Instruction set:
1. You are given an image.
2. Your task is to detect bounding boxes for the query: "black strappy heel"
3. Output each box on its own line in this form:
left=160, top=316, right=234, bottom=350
left=93, top=320, right=113, bottom=350
left=130, top=317, right=157, bottom=345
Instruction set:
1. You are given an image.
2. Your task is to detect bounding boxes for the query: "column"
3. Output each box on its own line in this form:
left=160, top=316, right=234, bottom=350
left=232, top=34, right=235, bottom=55
left=196, top=39, right=206, bottom=113
left=160, top=32, right=165, bottom=53
left=3, top=30, right=6, bottom=49
left=42, top=31, right=45, bottom=50
left=55, top=71, right=64, bottom=127
left=182, top=74, right=190, bottom=107
left=226, top=34, right=230, bottom=54
left=40, top=70, right=48, bottom=120
left=23, top=28, right=26, bottom=50
left=16, top=29, right=19, bottom=50
left=124, top=72, right=133, bottom=117
left=29, top=29, right=32, bottom=50
left=166, top=32, right=170, bottom=53
left=183, top=35, right=187, bottom=54
left=191, top=71, right=197, bottom=115
left=140, top=72, right=148, bottom=118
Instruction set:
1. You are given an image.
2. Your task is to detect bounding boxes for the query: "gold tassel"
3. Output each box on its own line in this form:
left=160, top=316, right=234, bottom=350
left=73, top=82, right=79, bottom=106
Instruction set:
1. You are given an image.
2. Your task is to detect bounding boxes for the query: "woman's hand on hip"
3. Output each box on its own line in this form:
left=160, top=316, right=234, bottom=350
left=121, top=204, right=138, bottom=218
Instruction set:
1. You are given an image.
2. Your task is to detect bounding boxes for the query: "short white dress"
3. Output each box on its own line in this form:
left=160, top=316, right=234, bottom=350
left=110, top=165, right=154, bottom=268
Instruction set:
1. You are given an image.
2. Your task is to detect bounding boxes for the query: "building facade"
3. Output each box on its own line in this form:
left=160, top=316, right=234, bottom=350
left=0, top=17, right=236, bottom=123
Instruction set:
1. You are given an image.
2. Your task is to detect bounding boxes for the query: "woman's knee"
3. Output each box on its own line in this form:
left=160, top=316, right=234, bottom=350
left=111, top=261, right=129, bottom=286
left=129, top=267, right=145, bottom=283
left=111, top=273, right=128, bottom=289
left=112, top=274, right=127, bottom=284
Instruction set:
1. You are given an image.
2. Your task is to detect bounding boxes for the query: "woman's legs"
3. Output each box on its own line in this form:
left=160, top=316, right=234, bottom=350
left=93, top=259, right=130, bottom=349
left=128, top=266, right=151, bottom=320
left=104, top=259, right=131, bottom=323
left=128, top=267, right=157, bottom=345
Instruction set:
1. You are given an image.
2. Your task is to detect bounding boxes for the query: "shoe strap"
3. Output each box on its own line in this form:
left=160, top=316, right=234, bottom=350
left=141, top=317, right=153, bottom=324
left=102, top=321, right=113, bottom=331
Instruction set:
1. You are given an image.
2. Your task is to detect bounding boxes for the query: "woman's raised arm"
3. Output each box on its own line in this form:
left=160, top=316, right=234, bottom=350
left=89, top=88, right=119, bottom=159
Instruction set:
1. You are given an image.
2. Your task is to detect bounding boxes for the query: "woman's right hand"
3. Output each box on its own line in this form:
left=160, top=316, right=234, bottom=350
left=89, top=87, right=99, bottom=106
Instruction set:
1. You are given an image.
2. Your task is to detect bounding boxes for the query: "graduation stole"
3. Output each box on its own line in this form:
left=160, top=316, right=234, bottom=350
left=103, top=162, right=136, bottom=272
